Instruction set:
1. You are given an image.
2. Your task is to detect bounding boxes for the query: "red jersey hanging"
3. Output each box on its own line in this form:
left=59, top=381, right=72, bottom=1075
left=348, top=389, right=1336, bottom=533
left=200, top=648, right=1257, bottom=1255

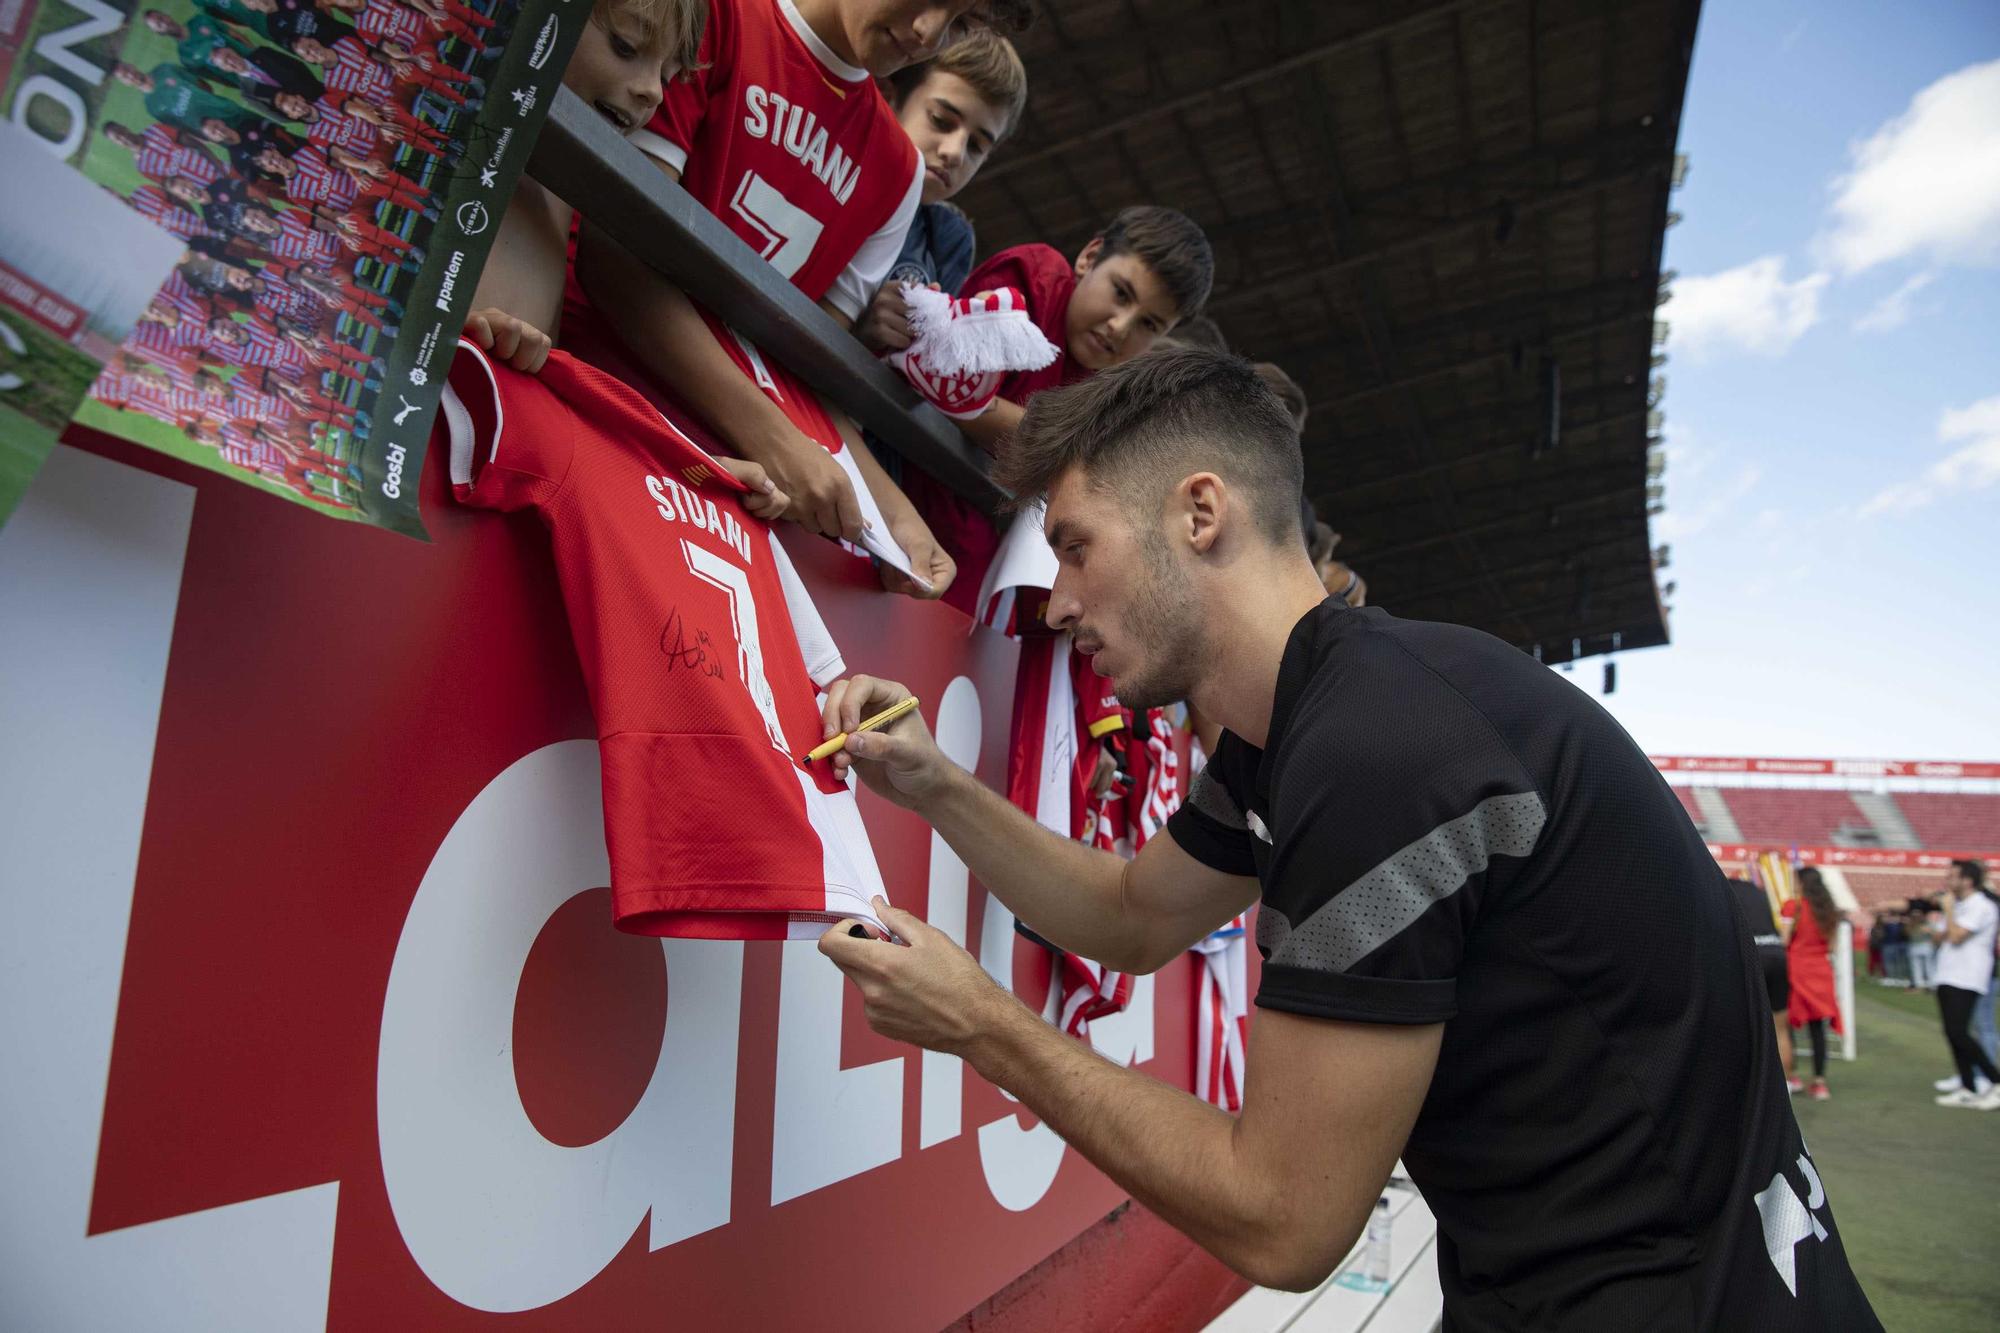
left=440, top=340, right=889, bottom=940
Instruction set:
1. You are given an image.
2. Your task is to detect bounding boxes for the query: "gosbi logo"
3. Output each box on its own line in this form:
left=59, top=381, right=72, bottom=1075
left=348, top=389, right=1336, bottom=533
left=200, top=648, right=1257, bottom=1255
left=528, top=16, right=559, bottom=70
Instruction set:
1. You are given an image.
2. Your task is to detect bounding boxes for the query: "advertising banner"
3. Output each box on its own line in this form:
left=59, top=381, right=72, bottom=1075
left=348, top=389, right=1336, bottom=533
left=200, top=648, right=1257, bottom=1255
left=2, top=0, right=578, bottom=536
left=1654, top=755, right=2000, bottom=780
left=1705, top=844, right=2000, bottom=871
left=1, top=433, right=1207, bottom=1331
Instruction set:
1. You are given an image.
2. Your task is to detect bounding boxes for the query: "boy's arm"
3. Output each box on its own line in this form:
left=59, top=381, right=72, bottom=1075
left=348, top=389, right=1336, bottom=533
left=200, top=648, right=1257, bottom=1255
left=572, top=159, right=865, bottom=542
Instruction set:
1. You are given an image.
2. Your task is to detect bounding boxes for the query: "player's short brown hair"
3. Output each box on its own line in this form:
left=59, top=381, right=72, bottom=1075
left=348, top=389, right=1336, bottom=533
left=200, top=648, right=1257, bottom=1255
left=999, top=344, right=1304, bottom=547
left=887, top=29, right=1029, bottom=140
left=1251, top=361, right=1308, bottom=433
left=1094, top=205, right=1214, bottom=321
left=591, top=0, right=706, bottom=79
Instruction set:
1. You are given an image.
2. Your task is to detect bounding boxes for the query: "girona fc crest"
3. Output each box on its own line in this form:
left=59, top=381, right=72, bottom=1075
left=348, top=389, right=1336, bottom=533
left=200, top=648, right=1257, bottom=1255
left=896, top=346, right=1004, bottom=420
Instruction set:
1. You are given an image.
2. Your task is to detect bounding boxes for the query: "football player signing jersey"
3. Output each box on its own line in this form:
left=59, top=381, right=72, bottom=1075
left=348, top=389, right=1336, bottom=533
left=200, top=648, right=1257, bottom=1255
left=439, top=340, right=890, bottom=940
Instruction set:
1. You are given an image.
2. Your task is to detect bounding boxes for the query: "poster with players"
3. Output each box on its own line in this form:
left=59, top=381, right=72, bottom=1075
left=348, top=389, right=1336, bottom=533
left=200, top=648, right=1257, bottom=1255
left=0, top=120, right=183, bottom=525
left=0, top=0, right=581, bottom=537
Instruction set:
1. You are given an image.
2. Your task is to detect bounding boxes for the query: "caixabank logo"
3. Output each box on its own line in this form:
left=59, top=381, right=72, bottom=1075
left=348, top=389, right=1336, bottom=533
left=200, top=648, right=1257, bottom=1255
left=2, top=440, right=1203, bottom=1331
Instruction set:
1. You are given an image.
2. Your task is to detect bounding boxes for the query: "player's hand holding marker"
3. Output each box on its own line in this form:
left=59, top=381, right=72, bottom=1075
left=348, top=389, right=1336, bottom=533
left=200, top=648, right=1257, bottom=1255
left=814, top=676, right=951, bottom=808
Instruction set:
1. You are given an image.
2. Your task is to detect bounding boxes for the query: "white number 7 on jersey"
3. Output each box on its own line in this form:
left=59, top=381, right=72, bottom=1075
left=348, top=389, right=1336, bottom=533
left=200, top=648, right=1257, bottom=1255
left=728, top=171, right=824, bottom=279
left=681, top=538, right=790, bottom=756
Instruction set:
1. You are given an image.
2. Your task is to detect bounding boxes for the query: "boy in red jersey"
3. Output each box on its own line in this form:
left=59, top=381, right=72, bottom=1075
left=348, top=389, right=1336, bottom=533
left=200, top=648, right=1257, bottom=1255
left=909, top=205, right=1215, bottom=618
left=566, top=0, right=1031, bottom=598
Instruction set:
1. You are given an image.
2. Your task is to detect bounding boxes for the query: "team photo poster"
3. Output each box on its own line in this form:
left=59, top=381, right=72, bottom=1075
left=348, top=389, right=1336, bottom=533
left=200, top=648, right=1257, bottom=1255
left=1, top=0, right=580, bottom=536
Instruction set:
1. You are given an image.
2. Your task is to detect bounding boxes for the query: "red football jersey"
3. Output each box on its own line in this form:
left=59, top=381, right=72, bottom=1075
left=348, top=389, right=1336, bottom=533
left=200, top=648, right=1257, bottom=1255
left=634, top=0, right=921, bottom=318
left=562, top=0, right=922, bottom=396
left=440, top=339, right=890, bottom=940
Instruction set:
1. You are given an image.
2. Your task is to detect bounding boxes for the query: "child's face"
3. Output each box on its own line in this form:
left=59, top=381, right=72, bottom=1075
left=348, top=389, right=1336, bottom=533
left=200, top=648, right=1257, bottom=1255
left=1065, top=238, right=1181, bottom=372
left=564, top=4, right=678, bottom=134
left=895, top=69, right=1007, bottom=204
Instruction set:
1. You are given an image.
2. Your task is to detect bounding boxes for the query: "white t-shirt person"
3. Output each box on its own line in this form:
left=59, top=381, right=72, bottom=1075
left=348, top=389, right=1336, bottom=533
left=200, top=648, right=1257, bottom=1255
left=1935, top=891, right=1999, bottom=994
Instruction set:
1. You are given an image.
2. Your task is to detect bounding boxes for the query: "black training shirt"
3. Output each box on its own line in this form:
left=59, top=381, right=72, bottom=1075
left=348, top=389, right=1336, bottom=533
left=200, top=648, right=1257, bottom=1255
left=1167, top=601, right=1878, bottom=1330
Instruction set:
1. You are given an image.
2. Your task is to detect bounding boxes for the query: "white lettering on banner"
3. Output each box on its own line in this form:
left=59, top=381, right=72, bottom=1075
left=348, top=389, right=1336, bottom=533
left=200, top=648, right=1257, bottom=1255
left=772, top=938, right=905, bottom=1202
left=12, top=75, right=89, bottom=159
left=976, top=894, right=1068, bottom=1212
left=33, top=0, right=122, bottom=85
left=435, top=249, right=465, bottom=312
left=0, top=448, right=340, bottom=1331
left=921, top=678, right=981, bottom=1148
left=377, top=740, right=742, bottom=1313
left=381, top=440, right=407, bottom=498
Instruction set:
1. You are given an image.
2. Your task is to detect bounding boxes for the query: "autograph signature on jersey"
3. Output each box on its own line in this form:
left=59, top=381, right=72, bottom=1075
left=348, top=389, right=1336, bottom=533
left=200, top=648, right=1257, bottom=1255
left=660, top=606, right=726, bottom=679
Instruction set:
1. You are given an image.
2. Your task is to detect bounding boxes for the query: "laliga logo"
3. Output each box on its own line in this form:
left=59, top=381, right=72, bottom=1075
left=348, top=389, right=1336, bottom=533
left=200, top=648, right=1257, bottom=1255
left=528, top=16, right=560, bottom=70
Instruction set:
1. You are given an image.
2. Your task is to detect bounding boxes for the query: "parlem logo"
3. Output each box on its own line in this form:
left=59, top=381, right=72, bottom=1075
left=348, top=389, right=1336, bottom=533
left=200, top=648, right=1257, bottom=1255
left=528, top=16, right=560, bottom=69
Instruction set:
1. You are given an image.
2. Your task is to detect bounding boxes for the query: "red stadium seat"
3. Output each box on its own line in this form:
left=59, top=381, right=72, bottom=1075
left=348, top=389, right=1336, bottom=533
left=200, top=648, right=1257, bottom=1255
left=1892, top=793, right=2000, bottom=852
left=1718, top=789, right=1873, bottom=846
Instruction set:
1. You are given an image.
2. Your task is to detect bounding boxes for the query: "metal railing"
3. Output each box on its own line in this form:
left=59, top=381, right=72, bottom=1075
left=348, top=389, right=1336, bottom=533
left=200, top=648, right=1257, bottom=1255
left=526, top=86, right=1005, bottom=508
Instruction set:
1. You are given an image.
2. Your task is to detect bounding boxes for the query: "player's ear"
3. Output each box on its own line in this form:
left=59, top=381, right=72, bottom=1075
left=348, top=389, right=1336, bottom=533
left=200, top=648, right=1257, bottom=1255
left=1184, top=472, right=1224, bottom=555
left=1074, top=237, right=1102, bottom=279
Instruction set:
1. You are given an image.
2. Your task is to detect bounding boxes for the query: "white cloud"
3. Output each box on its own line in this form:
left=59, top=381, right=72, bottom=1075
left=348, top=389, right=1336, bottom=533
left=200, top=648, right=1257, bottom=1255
left=1817, top=59, right=2000, bottom=274
left=1779, top=20, right=1808, bottom=54
left=1852, top=270, right=1935, bottom=333
left=1666, top=256, right=1827, bottom=359
left=1652, top=462, right=1763, bottom=541
left=1860, top=393, right=2000, bottom=516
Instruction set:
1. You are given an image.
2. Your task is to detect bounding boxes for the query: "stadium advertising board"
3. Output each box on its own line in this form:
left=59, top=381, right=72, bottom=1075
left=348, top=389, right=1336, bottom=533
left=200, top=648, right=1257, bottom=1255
left=1655, top=755, right=2000, bottom=780
left=2, top=0, right=575, bottom=537
left=1705, top=845, right=2000, bottom=871
left=2, top=435, right=1205, bottom=1331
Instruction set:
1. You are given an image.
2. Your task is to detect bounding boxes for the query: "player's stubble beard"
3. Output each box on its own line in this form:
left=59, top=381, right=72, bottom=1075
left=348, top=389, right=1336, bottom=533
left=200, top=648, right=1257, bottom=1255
left=1096, top=524, right=1212, bottom=712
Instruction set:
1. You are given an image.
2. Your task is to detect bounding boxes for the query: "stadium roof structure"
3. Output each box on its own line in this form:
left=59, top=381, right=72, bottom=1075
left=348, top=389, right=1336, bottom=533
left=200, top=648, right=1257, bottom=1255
left=955, top=0, right=1703, bottom=662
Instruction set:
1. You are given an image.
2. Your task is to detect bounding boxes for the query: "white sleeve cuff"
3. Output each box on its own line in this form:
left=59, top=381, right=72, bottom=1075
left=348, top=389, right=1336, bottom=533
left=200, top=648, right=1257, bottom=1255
left=631, top=129, right=688, bottom=176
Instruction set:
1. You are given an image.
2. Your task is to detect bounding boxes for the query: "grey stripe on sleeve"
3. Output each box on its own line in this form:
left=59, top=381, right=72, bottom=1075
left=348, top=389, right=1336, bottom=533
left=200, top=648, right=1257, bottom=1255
left=1185, top=767, right=1249, bottom=830
left=1261, top=791, right=1545, bottom=973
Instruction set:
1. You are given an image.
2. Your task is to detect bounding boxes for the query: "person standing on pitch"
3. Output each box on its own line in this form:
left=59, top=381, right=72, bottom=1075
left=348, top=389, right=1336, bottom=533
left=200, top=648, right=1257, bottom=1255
left=1932, top=860, right=2000, bottom=1109
left=1779, top=868, right=1844, bottom=1101
left=813, top=348, right=1879, bottom=1328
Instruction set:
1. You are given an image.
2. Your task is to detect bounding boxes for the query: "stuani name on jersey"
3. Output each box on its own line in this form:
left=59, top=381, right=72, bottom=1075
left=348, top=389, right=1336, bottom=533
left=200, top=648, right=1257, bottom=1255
left=647, top=472, right=755, bottom=565
left=741, top=84, right=862, bottom=204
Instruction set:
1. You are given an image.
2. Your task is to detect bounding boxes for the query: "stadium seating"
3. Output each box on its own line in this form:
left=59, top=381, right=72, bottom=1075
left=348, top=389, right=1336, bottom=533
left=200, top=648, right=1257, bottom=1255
left=1840, top=869, right=1938, bottom=915
left=1893, top=793, right=2000, bottom=852
left=1672, top=785, right=1706, bottom=830
left=1718, top=789, right=1872, bottom=845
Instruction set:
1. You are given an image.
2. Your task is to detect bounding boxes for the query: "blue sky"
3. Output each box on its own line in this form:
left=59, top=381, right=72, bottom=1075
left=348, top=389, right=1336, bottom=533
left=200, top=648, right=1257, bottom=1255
left=1587, top=0, right=2000, bottom=760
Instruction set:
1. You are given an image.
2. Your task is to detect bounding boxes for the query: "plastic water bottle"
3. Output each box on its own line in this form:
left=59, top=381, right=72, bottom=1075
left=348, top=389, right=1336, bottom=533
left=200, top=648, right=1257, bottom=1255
left=1363, top=1196, right=1393, bottom=1286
